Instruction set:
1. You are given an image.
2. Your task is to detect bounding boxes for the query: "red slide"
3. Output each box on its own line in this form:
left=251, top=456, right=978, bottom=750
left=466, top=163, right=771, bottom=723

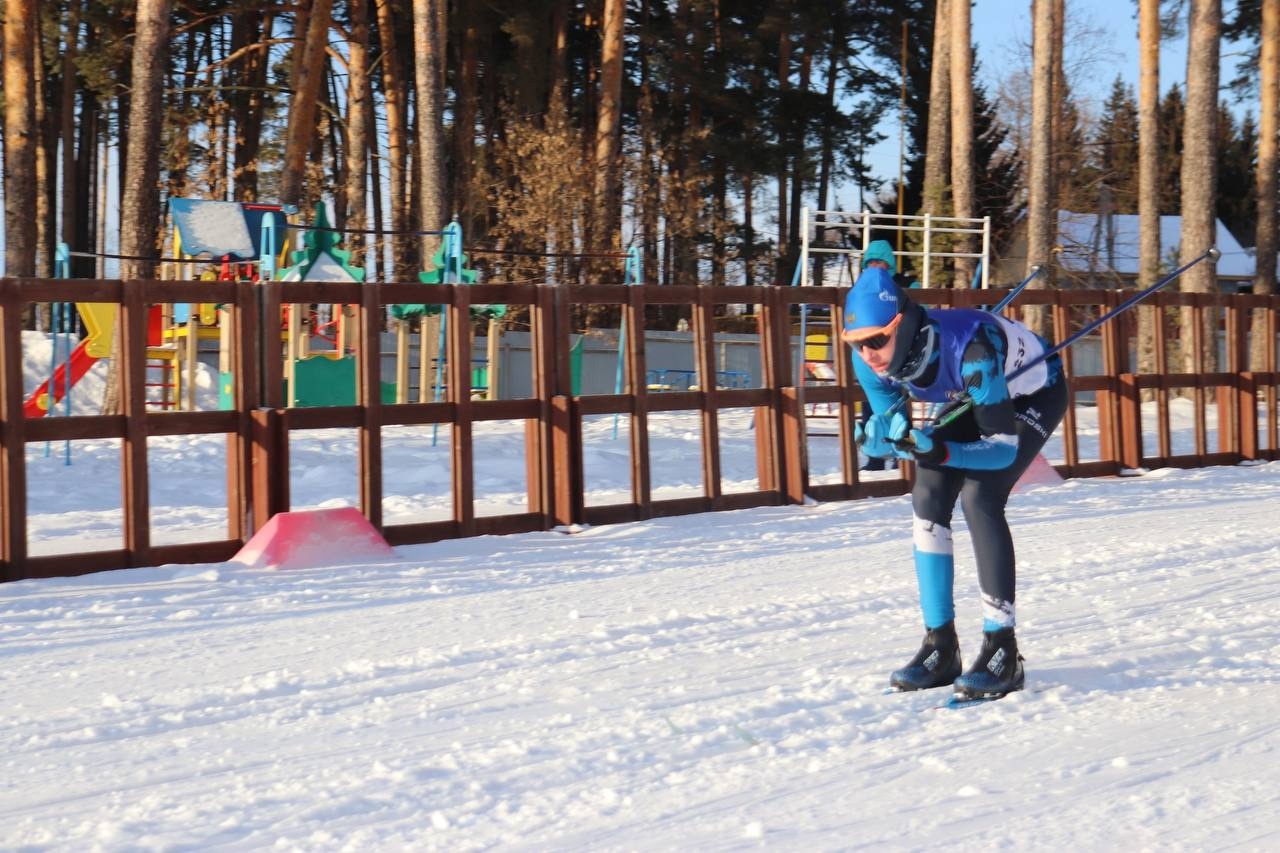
left=24, top=338, right=100, bottom=419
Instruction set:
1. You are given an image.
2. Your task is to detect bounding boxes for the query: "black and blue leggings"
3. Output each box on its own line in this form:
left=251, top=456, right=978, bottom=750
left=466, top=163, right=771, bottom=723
left=909, top=380, right=1069, bottom=631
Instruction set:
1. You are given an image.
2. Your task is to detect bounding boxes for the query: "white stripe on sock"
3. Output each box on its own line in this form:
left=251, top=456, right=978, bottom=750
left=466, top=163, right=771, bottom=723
left=913, top=515, right=953, bottom=555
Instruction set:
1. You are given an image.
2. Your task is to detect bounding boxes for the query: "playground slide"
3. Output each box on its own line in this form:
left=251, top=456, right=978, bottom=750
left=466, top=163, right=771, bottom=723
left=23, top=337, right=99, bottom=418
left=23, top=302, right=118, bottom=419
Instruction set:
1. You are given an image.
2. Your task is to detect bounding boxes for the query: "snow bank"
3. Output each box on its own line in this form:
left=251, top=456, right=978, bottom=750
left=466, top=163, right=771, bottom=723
left=2, top=463, right=1279, bottom=849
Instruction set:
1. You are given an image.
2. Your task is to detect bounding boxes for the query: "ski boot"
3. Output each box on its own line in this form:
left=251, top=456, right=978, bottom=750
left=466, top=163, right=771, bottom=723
left=952, top=627, right=1025, bottom=700
left=889, top=621, right=962, bottom=691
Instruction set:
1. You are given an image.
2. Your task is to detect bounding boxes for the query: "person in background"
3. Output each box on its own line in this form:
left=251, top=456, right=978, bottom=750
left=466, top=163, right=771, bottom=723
left=843, top=266, right=1067, bottom=701
left=856, top=240, right=909, bottom=472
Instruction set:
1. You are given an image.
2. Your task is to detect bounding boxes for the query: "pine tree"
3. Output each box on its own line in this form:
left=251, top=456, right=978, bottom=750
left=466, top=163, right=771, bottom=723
left=1094, top=77, right=1141, bottom=214
left=1216, top=106, right=1257, bottom=246
left=1158, top=85, right=1186, bottom=215
left=972, top=79, right=1022, bottom=261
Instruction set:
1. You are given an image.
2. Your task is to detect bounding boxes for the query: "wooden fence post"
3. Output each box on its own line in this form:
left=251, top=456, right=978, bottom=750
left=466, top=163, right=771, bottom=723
left=449, top=285, right=475, bottom=536
left=780, top=385, right=807, bottom=504
left=250, top=408, right=288, bottom=531
left=228, top=279, right=260, bottom=540
left=549, top=285, right=582, bottom=526
left=626, top=285, right=652, bottom=515
left=359, top=282, right=384, bottom=529
left=1052, top=291, right=1079, bottom=472
left=756, top=286, right=790, bottom=500
left=1224, top=296, right=1248, bottom=459
left=1099, top=290, right=1124, bottom=470
left=693, top=286, right=723, bottom=506
left=120, top=279, right=152, bottom=566
left=527, top=285, right=556, bottom=523
left=1118, top=372, right=1143, bottom=469
left=0, top=280, right=28, bottom=581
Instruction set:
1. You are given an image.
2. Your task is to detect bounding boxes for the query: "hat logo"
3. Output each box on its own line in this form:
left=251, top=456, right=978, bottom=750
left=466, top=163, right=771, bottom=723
left=878, top=290, right=896, bottom=302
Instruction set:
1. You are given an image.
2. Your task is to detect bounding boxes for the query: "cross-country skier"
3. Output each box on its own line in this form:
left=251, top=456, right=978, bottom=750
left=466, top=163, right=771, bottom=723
left=842, top=267, right=1068, bottom=700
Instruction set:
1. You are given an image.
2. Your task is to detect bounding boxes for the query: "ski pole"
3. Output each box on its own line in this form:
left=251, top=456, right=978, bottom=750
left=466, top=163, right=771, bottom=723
left=926, top=245, right=1221, bottom=433
left=867, top=265, right=1045, bottom=427
left=990, top=264, right=1043, bottom=314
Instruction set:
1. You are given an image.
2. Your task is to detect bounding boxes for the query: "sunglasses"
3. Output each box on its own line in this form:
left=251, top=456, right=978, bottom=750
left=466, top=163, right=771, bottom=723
left=856, top=331, right=894, bottom=350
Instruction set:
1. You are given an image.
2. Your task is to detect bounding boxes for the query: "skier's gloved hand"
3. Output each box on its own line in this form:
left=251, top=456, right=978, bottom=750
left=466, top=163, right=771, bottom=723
left=888, top=413, right=949, bottom=465
left=855, top=413, right=897, bottom=458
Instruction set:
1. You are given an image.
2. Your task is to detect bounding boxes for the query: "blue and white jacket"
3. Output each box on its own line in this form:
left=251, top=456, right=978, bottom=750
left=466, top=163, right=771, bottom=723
left=853, top=309, right=1062, bottom=470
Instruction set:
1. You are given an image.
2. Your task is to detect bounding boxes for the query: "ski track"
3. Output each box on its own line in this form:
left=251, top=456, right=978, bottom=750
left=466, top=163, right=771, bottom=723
left=3, top=465, right=1280, bottom=849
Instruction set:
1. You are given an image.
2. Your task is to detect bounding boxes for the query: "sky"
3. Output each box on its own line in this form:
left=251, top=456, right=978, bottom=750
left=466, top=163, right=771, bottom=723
left=849, top=0, right=1255, bottom=208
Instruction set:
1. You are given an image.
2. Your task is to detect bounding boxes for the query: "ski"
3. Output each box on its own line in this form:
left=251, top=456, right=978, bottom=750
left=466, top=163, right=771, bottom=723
left=938, top=693, right=1006, bottom=710
left=929, top=681, right=1055, bottom=710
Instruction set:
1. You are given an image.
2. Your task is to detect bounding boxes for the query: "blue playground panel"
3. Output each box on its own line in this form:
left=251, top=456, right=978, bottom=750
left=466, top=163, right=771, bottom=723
left=645, top=369, right=750, bottom=391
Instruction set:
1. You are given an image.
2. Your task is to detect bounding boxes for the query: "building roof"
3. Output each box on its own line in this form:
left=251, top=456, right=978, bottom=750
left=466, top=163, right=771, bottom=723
left=1056, top=211, right=1253, bottom=278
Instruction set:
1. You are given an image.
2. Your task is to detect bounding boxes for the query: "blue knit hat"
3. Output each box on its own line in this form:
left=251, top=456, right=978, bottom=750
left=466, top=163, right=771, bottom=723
left=843, top=267, right=906, bottom=341
left=861, top=239, right=896, bottom=272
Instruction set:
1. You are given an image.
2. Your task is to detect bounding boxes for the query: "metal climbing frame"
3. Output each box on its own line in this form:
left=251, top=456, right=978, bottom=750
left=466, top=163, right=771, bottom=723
left=797, top=208, right=991, bottom=289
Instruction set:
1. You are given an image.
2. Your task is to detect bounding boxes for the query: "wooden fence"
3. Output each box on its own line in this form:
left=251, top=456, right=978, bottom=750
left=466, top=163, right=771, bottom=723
left=2, top=277, right=1277, bottom=583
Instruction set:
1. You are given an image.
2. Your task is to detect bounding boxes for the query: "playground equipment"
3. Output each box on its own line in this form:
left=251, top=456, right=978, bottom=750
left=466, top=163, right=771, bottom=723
left=24, top=244, right=176, bottom=420
left=792, top=206, right=992, bottom=386
left=796, top=207, right=991, bottom=290
left=390, top=221, right=506, bottom=404
left=275, top=203, right=401, bottom=407
left=27, top=200, right=294, bottom=421
left=167, top=199, right=290, bottom=411
left=29, top=201, right=521, bottom=421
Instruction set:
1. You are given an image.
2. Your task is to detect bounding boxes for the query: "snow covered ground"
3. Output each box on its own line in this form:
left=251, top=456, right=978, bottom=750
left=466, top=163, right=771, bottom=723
left=7, top=330, right=1280, bottom=850
left=4, top=456, right=1280, bottom=848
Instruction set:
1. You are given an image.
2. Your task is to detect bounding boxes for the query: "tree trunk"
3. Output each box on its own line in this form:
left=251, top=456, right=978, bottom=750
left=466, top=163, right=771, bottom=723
left=814, top=16, right=843, bottom=288
left=34, top=13, right=52, bottom=282
left=323, top=64, right=343, bottom=220
left=104, top=0, right=173, bottom=414
left=1253, top=0, right=1279, bottom=370
left=413, top=0, right=448, bottom=263
left=638, top=0, right=658, bottom=285
left=1137, top=0, right=1162, bottom=384
left=949, top=0, right=975, bottom=288
left=549, top=0, right=569, bottom=112
left=1178, top=0, right=1220, bottom=375
left=3, top=0, right=38, bottom=279
left=594, top=0, right=625, bottom=270
left=921, top=0, right=949, bottom=288
left=375, top=0, right=411, bottom=280
left=231, top=8, right=270, bottom=201
left=776, top=20, right=790, bottom=278
left=365, top=84, right=383, bottom=279
left=1051, top=0, right=1066, bottom=219
left=344, top=0, right=372, bottom=252
left=455, top=19, right=479, bottom=236
left=98, top=103, right=113, bottom=278
left=278, top=0, right=334, bottom=208
left=60, top=3, right=81, bottom=261
left=743, top=173, right=754, bottom=286
left=788, top=35, right=812, bottom=273
left=1025, top=0, right=1055, bottom=334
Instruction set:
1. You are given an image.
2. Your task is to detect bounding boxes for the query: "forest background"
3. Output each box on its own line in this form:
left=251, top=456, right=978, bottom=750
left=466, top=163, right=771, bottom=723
left=0, top=1, right=1275, bottom=328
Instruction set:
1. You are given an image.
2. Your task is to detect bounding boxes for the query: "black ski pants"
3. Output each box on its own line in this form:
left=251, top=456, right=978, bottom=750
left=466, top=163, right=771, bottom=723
left=910, top=379, right=1069, bottom=613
